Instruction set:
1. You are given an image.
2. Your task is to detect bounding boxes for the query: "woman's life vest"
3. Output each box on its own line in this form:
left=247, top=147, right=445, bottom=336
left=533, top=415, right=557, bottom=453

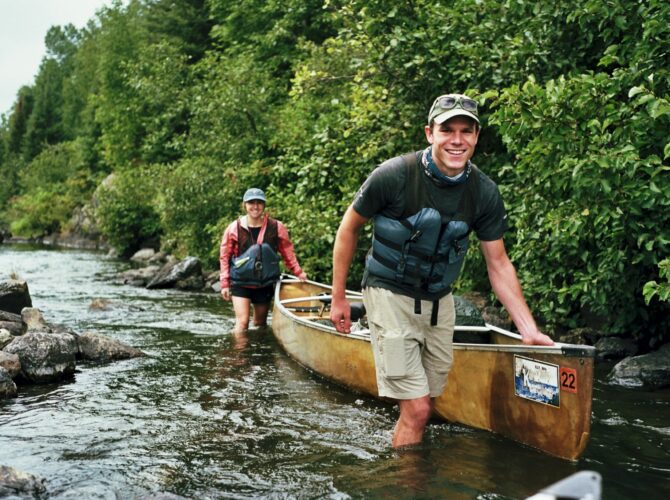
left=365, top=153, right=479, bottom=296
left=230, top=218, right=281, bottom=287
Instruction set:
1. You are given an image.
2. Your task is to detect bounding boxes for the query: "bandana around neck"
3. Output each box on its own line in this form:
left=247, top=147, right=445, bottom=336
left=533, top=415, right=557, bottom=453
left=421, top=146, right=471, bottom=186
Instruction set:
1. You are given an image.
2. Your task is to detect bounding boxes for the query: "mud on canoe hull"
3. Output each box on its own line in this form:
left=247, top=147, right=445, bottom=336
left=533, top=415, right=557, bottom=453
left=272, top=278, right=594, bottom=461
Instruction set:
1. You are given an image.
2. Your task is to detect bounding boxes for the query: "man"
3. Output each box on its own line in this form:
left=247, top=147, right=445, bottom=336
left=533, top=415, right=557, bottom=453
left=330, top=93, right=553, bottom=448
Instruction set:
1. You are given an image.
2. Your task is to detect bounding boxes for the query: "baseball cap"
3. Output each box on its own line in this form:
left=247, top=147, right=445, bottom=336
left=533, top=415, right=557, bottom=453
left=428, top=93, right=480, bottom=125
left=242, top=188, right=266, bottom=203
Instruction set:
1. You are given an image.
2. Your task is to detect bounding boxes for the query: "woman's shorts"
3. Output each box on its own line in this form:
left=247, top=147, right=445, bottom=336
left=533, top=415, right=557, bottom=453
left=231, top=285, right=274, bottom=304
left=363, top=287, right=455, bottom=400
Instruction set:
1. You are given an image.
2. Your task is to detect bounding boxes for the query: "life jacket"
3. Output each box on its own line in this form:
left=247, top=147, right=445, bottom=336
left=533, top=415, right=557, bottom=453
left=365, top=152, right=479, bottom=296
left=230, top=217, right=281, bottom=287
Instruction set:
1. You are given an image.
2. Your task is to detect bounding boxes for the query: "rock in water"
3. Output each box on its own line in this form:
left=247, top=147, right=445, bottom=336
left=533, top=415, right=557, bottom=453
left=0, top=279, right=32, bottom=314
left=0, top=465, right=46, bottom=497
left=608, top=343, right=670, bottom=389
left=0, top=367, right=17, bottom=399
left=146, top=256, right=204, bottom=290
left=78, top=331, right=146, bottom=362
left=4, top=331, right=77, bottom=383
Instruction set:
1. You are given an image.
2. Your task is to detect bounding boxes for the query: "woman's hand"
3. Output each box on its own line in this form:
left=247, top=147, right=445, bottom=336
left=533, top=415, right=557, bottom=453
left=297, top=272, right=308, bottom=282
left=221, top=287, right=231, bottom=301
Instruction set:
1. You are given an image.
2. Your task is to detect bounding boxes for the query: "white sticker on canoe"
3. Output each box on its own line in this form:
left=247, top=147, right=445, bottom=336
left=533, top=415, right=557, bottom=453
left=514, top=355, right=560, bottom=408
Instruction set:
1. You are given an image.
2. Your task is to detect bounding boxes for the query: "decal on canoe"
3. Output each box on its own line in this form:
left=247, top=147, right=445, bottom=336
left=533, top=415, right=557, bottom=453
left=560, top=367, right=578, bottom=393
left=514, top=356, right=560, bottom=408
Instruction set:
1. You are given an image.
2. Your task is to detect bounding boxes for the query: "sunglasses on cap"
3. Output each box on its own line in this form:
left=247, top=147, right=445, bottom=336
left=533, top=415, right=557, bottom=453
left=429, top=95, right=478, bottom=117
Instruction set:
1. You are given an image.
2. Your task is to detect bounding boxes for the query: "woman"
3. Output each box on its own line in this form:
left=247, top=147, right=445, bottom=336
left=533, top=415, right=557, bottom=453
left=220, top=188, right=307, bottom=333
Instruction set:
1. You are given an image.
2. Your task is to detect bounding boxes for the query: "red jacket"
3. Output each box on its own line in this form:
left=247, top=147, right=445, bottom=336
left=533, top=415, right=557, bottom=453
left=219, top=214, right=303, bottom=289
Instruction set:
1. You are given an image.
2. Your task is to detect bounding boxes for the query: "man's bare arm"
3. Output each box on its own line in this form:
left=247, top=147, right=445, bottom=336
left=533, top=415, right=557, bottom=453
left=331, top=206, right=369, bottom=333
left=480, top=239, right=553, bottom=346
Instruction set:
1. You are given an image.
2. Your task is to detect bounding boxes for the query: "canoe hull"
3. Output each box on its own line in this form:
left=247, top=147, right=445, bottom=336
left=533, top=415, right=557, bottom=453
left=272, top=278, right=594, bottom=461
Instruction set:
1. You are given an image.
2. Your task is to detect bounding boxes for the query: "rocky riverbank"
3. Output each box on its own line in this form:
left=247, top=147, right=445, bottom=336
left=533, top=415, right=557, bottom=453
left=0, top=279, right=146, bottom=399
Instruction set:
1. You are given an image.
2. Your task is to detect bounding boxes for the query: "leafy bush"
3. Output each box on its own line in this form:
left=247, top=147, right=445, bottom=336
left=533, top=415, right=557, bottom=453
left=489, top=73, right=669, bottom=338
left=7, top=140, right=97, bottom=237
left=95, top=167, right=163, bottom=256
left=644, top=259, right=670, bottom=305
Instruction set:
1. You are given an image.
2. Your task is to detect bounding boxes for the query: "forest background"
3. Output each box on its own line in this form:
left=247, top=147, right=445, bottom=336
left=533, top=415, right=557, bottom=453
left=0, top=0, right=668, bottom=348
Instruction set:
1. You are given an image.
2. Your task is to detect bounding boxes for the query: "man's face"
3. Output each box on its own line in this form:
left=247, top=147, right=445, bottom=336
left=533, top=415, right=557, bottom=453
left=424, top=116, right=480, bottom=174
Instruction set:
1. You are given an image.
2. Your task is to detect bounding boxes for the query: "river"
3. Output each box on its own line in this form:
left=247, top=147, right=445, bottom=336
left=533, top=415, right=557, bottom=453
left=1, top=245, right=668, bottom=499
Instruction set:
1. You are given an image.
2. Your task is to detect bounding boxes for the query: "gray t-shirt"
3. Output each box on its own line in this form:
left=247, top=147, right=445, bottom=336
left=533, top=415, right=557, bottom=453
left=352, top=151, right=508, bottom=299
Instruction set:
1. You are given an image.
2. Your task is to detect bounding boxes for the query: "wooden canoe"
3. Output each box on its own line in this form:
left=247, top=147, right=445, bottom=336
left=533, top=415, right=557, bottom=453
left=271, top=276, right=595, bottom=461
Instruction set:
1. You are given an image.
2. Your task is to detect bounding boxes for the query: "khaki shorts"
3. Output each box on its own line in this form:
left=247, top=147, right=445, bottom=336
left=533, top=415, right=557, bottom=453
left=363, top=287, right=455, bottom=400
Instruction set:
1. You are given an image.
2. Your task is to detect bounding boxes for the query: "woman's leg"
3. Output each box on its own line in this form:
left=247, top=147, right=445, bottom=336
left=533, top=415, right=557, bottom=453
left=231, top=295, right=251, bottom=334
left=252, top=302, right=270, bottom=327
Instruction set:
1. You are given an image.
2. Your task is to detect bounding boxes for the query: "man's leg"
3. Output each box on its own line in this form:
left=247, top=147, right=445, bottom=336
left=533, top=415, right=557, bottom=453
left=393, top=395, right=433, bottom=448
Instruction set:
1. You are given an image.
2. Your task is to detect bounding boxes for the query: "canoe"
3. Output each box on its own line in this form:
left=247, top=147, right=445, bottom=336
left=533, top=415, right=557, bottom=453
left=271, top=276, right=595, bottom=461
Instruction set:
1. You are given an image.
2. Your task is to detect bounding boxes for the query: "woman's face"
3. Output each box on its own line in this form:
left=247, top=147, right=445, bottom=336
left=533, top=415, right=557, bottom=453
left=244, top=200, right=265, bottom=218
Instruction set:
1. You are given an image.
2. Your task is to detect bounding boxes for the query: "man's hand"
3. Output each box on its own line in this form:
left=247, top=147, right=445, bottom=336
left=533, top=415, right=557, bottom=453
left=221, top=287, right=231, bottom=301
left=522, top=330, right=554, bottom=346
left=330, top=296, right=352, bottom=334
left=297, top=272, right=308, bottom=281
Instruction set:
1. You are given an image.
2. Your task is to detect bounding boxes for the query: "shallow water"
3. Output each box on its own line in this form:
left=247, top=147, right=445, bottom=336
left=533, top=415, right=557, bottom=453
left=1, top=245, right=668, bottom=499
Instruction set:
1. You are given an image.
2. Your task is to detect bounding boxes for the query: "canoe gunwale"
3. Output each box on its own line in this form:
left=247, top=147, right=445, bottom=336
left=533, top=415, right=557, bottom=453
left=274, top=277, right=596, bottom=357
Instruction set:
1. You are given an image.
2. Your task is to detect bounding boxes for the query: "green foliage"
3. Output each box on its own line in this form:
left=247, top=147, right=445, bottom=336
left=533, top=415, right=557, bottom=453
left=644, top=259, right=670, bottom=305
left=93, top=0, right=148, bottom=167
left=9, top=190, right=74, bottom=237
left=490, top=74, right=669, bottom=336
left=6, top=140, right=95, bottom=237
left=1, top=0, right=669, bottom=343
left=159, top=157, right=240, bottom=265
left=95, top=166, right=163, bottom=256
left=6, top=87, right=33, bottom=156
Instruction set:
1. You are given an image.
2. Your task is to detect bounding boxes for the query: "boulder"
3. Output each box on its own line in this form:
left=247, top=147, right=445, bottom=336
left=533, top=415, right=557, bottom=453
left=205, top=270, right=221, bottom=293
left=595, top=336, right=638, bottom=361
left=481, top=305, right=513, bottom=331
left=0, top=367, right=17, bottom=398
left=558, top=327, right=603, bottom=346
left=0, top=319, right=25, bottom=336
left=21, top=307, right=49, bottom=332
left=0, top=310, right=22, bottom=322
left=4, top=331, right=77, bottom=383
left=130, top=248, right=156, bottom=262
left=119, top=265, right=161, bottom=287
left=77, top=331, right=145, bottom=362
left=0, top=309, right=27, bottom=336
left=608, top=343, right=670, bottom=389
left=148, top=251, right=170, bottom=264
left=147, top=256, right=204, bottom=290
left=0, top=465, right=46, bottom=497
left=0, top=328, right=11, bottom=348
left=453, top=295, right=490, bottom=343
left=88, top=298, right=116, bottom=311
left=0, top=351, right=20, bottom=378
left=0, top=279, right=32, bottom=314
left=454, top=295, right=485, bottom=326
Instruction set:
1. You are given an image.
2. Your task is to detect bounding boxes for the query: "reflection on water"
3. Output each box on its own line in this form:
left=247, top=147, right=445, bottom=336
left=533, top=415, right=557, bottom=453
left=1, top=245, right=669, bottom=499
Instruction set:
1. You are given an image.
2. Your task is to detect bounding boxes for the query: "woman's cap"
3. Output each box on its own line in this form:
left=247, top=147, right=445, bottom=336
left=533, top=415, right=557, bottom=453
left=243, top=188, right=266, bottom=203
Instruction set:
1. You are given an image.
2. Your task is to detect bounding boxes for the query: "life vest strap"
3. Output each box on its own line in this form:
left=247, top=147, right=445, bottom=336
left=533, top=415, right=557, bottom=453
left=374, top=232, right=450, bottom=263
left=430, top=300, right=439, bottom=326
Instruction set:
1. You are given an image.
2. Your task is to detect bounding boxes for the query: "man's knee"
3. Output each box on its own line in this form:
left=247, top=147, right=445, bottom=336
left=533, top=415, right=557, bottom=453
left=400, top=397, right=432, bottom=426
